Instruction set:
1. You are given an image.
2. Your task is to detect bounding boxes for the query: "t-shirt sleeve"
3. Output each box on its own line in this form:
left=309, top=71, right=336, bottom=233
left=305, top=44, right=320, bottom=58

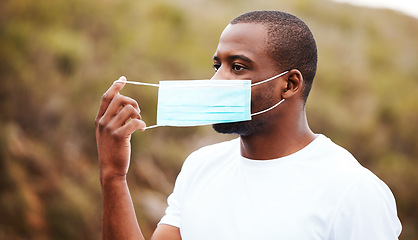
left=158, top=151, right=198, bottom=228
left=330, top=172, right=402, bottom=240
left=158, top=167, right=185, bottom=228
left=158, top=191, right=181, bottom=228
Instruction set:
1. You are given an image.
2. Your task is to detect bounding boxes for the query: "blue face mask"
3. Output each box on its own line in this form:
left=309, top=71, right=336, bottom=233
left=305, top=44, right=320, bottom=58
left=117, top=71, right=288, bottom=129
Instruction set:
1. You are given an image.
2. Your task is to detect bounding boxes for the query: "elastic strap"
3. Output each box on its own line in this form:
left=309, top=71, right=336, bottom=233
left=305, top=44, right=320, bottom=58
left=251, top=99, right=285, bottom=116
left=144, top=125, right=159, bottom=130
left=114, top=80, right=159, bottom=87
left=251, top=71, right=288, bottom=87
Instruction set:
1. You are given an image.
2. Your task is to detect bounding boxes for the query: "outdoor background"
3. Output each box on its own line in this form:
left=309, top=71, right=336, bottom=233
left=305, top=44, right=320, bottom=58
left=1, top=0, right=417, bottom=239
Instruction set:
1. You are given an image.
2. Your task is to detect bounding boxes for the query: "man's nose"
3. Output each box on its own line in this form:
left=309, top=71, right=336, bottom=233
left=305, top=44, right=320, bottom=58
left=210, top=67, right=232, bottom=80
left=210, top=72, right=220, bottom=80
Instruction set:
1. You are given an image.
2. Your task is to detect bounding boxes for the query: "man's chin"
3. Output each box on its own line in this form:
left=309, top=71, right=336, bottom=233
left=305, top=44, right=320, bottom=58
left=212, top=121, right=252, bottom=136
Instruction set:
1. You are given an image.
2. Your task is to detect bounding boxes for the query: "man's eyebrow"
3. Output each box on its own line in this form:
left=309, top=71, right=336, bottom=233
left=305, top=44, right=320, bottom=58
left=229, top=55, right=253, bottom=63
left=212, top=55, right=253, bottom=63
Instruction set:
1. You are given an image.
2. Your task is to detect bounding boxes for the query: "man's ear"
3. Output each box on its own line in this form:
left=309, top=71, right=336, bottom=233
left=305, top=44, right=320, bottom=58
left=282, top=69, right=303, bottom=99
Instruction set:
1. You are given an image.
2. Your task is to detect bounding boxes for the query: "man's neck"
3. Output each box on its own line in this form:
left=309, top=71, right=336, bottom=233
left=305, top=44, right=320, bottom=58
left=239, top=112, right=316, bottom=160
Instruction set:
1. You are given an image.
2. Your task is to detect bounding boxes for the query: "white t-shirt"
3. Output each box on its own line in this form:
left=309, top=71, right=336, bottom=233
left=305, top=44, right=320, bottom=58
left=159, top=134, right=402, bottom=239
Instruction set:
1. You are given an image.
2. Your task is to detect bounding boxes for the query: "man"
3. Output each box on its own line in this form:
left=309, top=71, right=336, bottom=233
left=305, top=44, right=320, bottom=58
left=95, top=10, right=402, bottom=240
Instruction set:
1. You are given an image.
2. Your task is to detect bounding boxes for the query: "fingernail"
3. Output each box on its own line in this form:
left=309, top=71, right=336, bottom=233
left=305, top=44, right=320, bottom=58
left=114, top=76, right=127, bottom=84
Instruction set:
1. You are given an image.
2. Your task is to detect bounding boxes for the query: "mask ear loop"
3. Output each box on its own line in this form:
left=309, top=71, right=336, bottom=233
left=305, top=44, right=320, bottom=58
left=250, top=71, right=288, bottom=87
left=114, top=79, right=160, bottom=129
left=251, top=99, right=285, bottom=116
left=250, top=70, right=289, bottom=116
left=114, top=79, right=159, bottom=87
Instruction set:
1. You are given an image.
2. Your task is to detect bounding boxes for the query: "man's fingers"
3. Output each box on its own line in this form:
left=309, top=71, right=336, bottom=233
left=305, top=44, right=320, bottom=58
left=113, top=119, right=147, bottom=138
left=125, top=119, right=146, bottom=133
left=95, top=76, right=127, bottom=122
left=104, top=94, right=140, bottom=121
left=109, top=104, right=142, bottom=129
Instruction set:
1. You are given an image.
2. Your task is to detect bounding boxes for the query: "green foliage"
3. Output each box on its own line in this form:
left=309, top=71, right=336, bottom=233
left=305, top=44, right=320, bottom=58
left=0, top=0, right=417, bottom=239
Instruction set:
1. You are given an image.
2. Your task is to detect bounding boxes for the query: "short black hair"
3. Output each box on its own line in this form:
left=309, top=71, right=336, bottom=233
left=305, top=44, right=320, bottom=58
left=230, top=10, right=317, bottom=102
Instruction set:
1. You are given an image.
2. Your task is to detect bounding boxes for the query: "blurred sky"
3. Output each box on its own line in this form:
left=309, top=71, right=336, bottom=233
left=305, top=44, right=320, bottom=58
left=333, top=0, right=418, bottom=18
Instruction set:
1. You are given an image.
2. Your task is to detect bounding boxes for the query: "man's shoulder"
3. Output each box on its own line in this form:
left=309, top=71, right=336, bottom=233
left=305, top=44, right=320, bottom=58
left=181, top=137, right=240, bottom=169
left=192, top=137, right=240, bottom=156
left=312, top=134, right=359, bottom=164
left=312, top=135, right=386, bottom=191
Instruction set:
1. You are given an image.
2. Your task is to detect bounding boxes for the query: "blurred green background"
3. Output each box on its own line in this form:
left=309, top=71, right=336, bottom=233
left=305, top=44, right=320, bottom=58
left=1, top=0, right=417, bottom=239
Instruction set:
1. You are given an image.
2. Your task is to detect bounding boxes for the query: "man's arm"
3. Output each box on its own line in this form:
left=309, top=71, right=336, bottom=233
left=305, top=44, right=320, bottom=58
left=101, top=176, right=144, bottom=240
left=152, top=224, right=181, bottom=240
left=95, top=77, right=181, bottom=240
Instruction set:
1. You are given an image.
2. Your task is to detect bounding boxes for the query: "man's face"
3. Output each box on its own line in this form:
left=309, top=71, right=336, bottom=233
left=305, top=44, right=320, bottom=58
left=211, top=23, right=284, bottom=136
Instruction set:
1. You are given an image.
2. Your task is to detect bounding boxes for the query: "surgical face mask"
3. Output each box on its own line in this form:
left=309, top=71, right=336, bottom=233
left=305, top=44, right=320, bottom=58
left=117, top=71, right=288, bottom=129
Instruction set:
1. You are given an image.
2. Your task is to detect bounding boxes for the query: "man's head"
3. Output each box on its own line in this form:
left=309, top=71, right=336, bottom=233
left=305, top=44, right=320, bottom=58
left=230, top=10, right=317, bottom=101
left=212, top=10, right=317, bottom=136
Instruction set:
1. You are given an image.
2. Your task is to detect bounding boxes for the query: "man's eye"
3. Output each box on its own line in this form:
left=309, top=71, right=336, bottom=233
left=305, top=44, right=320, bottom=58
left=213, top=64, right=221, bottom=71
left=232, top=64, right=245, bottom=71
